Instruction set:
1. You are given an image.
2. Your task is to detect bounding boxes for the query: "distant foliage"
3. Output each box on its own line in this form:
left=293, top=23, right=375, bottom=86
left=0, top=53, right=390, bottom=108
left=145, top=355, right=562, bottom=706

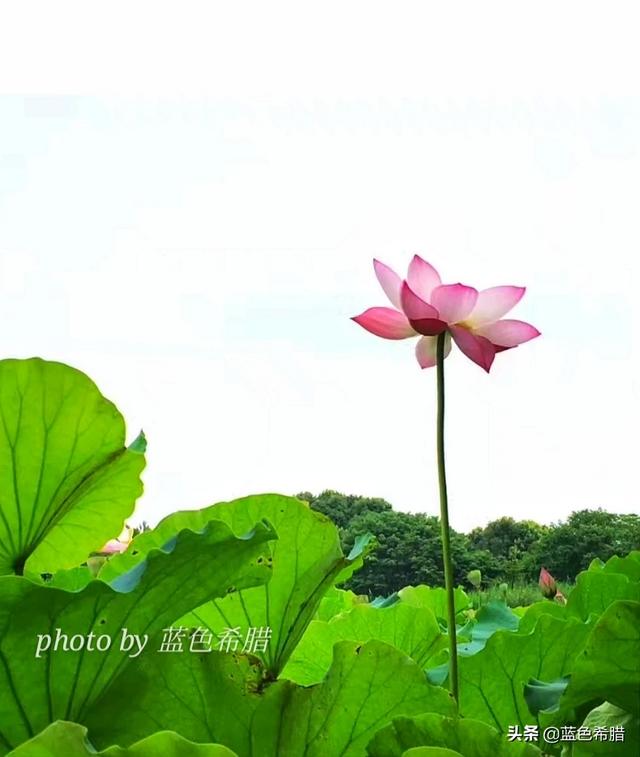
left=468, top=516, right=546, bottom=583
left=300, top=491, right=490, bottom=595
left=526, top=509, right=640, bottom=581
left=297, top=490, right=393, bottom=530
left=299, top=491, right=640, bottom=595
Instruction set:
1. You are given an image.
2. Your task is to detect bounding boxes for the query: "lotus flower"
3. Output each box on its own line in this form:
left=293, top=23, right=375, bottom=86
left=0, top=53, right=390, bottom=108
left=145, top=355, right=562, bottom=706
left=539, top=567, right=558, bottom=599
left=352, top=256, right=540, bottom=371
left=352, top=254, right=541, bottom=704
left=97, top=525, right=133, bottom=556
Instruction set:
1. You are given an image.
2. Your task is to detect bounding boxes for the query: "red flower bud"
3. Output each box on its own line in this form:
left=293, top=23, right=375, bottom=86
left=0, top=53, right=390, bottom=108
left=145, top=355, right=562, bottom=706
left=539, top=567, right=557, bottom=599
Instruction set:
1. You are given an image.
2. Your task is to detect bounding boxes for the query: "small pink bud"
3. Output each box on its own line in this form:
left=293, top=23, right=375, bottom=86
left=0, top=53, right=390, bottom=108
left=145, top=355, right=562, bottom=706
left=539, top=567, right=557, bottom=599
left=99, top=539, right=129, bottom=555
left=96, top=525, right=133, bottom=556
left=554, top=591, right=567, bottom=606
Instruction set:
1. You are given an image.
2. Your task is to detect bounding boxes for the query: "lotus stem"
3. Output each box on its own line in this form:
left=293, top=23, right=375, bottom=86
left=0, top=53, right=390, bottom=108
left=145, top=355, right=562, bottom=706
left=436, top=330, right=459, bottom=703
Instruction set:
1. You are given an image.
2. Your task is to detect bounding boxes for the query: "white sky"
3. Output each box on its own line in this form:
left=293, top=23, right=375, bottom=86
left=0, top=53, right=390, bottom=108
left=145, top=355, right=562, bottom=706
left=0, top=2, right=638, bottom=530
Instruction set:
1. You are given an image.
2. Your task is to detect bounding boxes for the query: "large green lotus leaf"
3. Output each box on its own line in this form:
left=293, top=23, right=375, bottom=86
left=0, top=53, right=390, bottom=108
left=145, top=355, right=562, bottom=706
left=86, top=640, right=455, bottom=756
left=457, top=615, right=591, bottom=737
left=252, top=641, right=455, bottom=756
left=315, top=586, right=365, bottom=621
left=573, top=702, right=640, bottom=757
left=560, top=600, right=640, bottom=716
left=426, top=602, right=521, bottom=688
left=567, top=572, right=640, bottom=621
left=367, top=713, right=541, bottom=757
left=113, top=495, right=375, bottom=676
left=7, top=722, right=237, bottom=756
left=370, top=592, right=401, bottom=608
left=281, top=602, right=447, bottom=685
left=88, top=645, right=269, bottom=755
left=45, top=565, right=94, bottom=591
left=457, top=601, right=520, bottom=656
left=523, top=676, right=570, bottom=716
left=0, top=519, right=275, bottom=755
left=398, top=585, right=470, bottom=622
left=601, top=553, right=640, bottom=582
left=0, top=358, right=146, bottom=576
left=518, top=601, right=566, bottom=634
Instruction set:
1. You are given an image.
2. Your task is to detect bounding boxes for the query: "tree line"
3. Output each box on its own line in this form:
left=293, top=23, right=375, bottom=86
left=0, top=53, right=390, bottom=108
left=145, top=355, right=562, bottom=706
left=296, top=490, right=640, bottom=597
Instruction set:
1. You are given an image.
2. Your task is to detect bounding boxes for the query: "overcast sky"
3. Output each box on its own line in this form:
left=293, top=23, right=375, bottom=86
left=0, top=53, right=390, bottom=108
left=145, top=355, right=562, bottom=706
left=0, top=2, right=638, bottom=530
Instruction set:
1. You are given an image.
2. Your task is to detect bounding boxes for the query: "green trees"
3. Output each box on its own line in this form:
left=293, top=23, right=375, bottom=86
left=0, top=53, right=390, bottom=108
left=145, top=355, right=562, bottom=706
left=343, top=510, right=443, bottom=594
left=468, top=517, right=547, bottom=583
left=297, top=490, right=393, bottom=529
left=341, top=510, right=499, bottom=595
left=526, top=509, right=640, bottom=580
left=299, top=492, right=492, bottom=596
left=300, top=491, right=640, bottom=595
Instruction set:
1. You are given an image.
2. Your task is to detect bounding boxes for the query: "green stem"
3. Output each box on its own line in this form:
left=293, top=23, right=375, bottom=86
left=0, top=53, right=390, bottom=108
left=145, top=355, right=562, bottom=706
left=436, top=331, right=459, bottom=703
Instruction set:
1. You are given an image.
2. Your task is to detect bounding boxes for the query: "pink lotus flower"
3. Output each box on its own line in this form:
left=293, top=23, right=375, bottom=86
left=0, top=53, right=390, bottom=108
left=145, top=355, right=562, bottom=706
left=539, top=567, right=558, bottom=599
left=100, top=539, right=129, bottom=555
left=96, top=525, right=133, bottom=556
left=352, top=256, right=540, bottom=371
